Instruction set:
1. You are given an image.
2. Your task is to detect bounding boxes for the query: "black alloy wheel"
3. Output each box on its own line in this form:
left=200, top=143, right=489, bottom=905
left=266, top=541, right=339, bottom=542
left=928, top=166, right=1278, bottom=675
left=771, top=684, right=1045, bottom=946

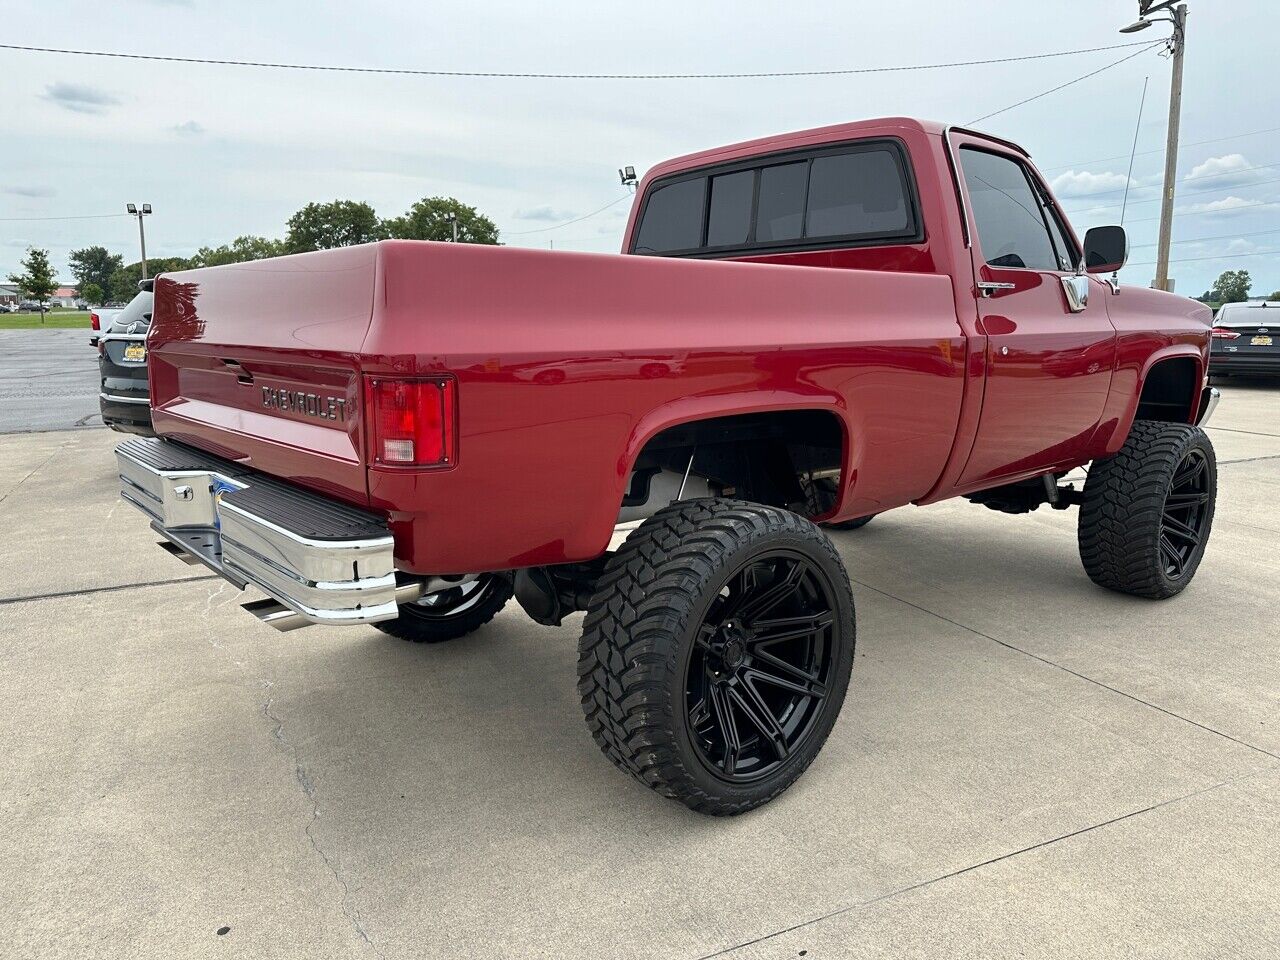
left=686, top=552, right=838, bottom=782
left=373, top=574, right=514, bottom=643
left=1160, top=449, right=1212, bottom=581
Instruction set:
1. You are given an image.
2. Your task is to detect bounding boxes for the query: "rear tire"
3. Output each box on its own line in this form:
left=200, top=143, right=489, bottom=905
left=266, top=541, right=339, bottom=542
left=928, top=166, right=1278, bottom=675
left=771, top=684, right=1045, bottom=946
left=374, top=575, right=513, bottom=643
left=1078, top=420, right=1216, bottom=598
left=577, top=499, right=856, bottom=815
left=805, top=476, right=876, bottom=530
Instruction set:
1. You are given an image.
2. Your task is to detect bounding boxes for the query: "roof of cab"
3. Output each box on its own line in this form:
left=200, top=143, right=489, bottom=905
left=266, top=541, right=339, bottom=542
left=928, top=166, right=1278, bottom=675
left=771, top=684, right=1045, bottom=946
left=642, top=117, right=1026, bottom=185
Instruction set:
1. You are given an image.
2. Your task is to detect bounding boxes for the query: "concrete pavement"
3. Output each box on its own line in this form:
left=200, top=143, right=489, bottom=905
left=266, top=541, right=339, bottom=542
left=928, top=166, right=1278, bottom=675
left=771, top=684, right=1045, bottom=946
left=1, top=382, right=1277, bottom=959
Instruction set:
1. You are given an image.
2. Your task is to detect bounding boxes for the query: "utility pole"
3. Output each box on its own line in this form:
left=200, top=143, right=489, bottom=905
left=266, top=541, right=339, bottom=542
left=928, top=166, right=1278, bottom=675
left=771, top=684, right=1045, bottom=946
left=1154, top=4, right=1187, bottom=292
left=1121, top=1, right=1188, bottom=292
left=126, top=203, right=152, bottom=279
left=445, top=211, right=459, bottom=242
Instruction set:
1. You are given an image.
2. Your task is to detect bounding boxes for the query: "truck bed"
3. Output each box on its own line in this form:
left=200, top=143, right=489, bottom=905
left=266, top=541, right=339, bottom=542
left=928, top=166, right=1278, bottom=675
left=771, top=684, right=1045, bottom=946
left=149, top=240, right=965, bottom=572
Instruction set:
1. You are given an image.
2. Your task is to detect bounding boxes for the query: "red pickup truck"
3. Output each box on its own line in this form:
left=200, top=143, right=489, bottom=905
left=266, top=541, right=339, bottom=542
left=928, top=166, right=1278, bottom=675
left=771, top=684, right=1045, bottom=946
left=118, top=118, right=1219, bottom=814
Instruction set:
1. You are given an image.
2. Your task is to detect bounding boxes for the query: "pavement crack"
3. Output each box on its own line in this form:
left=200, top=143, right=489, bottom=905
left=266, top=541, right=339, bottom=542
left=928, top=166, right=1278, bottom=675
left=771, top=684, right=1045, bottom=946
left=0, top=575, right=217, bottom=606
left=1218, top=452, right=1280, bottom=466
left=263, top=693, right=383, bottom=957
left=851, top=578, right=1280, bottom=764
left=693, top=774, right=1251, bottom=959
left=0, top=442, right=68, bottom=504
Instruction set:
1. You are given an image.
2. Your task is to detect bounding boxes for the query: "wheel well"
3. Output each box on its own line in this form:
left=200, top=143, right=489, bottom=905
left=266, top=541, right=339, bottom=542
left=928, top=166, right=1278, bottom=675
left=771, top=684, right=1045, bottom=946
left=628, top=409, right=846, bottom=518
left=1136, top=357, right=1199, bottom=424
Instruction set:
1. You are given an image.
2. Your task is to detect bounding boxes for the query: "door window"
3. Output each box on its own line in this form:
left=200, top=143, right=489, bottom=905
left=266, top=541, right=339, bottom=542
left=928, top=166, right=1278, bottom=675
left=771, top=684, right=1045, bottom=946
left=960, top=147, right=1062, bottom=271
left=633, top=178, right=706, bottom=253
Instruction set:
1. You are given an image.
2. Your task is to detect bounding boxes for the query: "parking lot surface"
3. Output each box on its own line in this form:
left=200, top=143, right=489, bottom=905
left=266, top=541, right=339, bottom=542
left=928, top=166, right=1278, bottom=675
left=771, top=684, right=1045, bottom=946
left=0, top=329, right=102, bottom=434
left=1, top=334, right=1277, bottom=958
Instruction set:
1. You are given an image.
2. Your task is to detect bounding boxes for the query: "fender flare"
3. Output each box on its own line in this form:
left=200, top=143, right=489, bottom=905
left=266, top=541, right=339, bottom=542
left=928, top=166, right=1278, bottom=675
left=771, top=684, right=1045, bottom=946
left=616, top=390, right=856, bottom=506
left=1101, top=344, right=1205, bottom=454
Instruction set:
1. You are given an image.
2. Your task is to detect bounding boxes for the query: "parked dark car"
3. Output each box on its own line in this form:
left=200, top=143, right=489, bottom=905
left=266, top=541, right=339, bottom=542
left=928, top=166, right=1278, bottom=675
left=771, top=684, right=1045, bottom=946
left=1210, top=301, right=1280, bottom=377
left=98, top=286, right=154, bottom=435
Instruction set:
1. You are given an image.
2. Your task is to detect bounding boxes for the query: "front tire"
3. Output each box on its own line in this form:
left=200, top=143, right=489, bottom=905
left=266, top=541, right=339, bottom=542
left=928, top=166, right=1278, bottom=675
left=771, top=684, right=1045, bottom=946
left=577, top=499, right=856, bottom=815
left=374, top=575, right=513, bottom=643
left=1078, top=420, right=1217, bottom=598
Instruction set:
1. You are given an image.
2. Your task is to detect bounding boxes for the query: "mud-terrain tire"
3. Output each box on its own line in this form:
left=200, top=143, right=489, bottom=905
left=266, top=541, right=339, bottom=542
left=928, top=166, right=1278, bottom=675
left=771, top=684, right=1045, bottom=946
left=1078, top=420, right=1217, bottom=599
left=374, top=575, right=513, bottom=643
left=577, top=499, right=856, bottom=815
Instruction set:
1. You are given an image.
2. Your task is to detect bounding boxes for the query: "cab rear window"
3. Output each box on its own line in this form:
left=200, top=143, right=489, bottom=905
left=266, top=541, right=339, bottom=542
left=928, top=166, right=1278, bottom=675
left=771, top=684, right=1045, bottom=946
left=631, top=138, right=921, bottom=256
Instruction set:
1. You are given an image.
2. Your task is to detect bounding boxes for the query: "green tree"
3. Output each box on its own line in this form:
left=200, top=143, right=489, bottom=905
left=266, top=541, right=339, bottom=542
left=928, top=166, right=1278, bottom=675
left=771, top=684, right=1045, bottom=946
left=285, top=201, right=385, bottom=253
left=384, top=196, right=500, bottom=244
left=81, top=282, right=105, bottom=306
left=68, top=246, right=123, bottom=298
left=108, top=257, right=192, bottom=302
left=8, top=247, right=57, bottom=319
left=190, top=235, right=287, bottom=267
left=1268, top=290, right=1280, bottom=301
left=1208, top=269, right=1252, bottom=304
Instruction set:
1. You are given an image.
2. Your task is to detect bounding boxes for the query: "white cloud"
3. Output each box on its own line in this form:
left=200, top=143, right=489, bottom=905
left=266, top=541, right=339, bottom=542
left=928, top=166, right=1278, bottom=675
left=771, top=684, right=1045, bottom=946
left=1181, top=196, right=1280, bottom=216
left=1186, top=153, right=1264, bottom=185
left=1050, top=169, right=1134, bottom=197
left=172, top=120, right=205, bottom=136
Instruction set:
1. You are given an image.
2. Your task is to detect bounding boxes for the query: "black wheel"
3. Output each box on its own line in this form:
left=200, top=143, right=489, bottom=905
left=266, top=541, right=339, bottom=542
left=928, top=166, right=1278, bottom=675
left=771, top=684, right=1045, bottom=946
left=577, top=499, right=856, bottom=815
left=1078, top=420, right=1217, bottom=599
left=374, top=574, right=513, bottom=643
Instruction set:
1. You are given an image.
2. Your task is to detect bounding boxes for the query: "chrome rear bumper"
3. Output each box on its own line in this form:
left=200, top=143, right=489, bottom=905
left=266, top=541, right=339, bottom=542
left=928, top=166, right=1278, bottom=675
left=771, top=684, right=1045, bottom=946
left=116, top=437, right=404, bottom=628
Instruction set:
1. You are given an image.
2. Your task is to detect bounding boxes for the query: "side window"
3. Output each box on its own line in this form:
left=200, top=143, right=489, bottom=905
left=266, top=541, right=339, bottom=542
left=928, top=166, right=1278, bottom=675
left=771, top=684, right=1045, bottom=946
left=806, top=149, right=913, bottom=239
left=1038, top=194, right=1078, bottom=272
left=756, top=162, right=807, bottom=242
left=634, top=178, right=706, bottom=253
left=960, top=147, right=1061, bottom=271
left=706, top=170, right=754, bottom=247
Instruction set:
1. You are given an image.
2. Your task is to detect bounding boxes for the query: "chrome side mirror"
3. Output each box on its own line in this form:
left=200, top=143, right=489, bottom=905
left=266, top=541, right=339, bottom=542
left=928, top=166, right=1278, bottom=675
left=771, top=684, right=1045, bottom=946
left=1061, top=274, right=1090, bottom=313
left=1083, top=225, right=1128, bottom=274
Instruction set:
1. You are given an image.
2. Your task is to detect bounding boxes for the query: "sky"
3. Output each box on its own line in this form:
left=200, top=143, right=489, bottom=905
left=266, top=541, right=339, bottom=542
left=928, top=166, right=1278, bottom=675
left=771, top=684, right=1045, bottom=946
left=3, top=0, right=1278, bottom=298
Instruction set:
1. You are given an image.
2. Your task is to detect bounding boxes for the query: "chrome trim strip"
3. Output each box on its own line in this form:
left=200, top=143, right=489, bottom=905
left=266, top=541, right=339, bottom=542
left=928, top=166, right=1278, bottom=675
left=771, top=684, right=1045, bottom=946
left=101, top=391, right=149, bottom=405
left=1196, top=386, right=1221, bottom=426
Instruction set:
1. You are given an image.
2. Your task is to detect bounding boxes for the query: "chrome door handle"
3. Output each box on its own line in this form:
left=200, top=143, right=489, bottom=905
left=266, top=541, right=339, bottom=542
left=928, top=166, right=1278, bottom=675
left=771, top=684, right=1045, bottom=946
left=977, top=281, right=1016, bottom=297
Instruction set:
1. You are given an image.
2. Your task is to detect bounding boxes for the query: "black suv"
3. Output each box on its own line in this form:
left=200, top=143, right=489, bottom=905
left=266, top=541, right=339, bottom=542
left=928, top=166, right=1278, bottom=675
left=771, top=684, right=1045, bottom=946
left=98, top=286, right=154, bottom=435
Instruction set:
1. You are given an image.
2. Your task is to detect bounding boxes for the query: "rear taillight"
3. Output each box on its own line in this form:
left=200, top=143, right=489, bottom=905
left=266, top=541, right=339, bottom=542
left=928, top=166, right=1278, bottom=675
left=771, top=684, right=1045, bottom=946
left=1211, top=326, right=1240, bottom=340
left=366, top=377, right=456, bottom=467
left=90, top=312, right=100, bottom=332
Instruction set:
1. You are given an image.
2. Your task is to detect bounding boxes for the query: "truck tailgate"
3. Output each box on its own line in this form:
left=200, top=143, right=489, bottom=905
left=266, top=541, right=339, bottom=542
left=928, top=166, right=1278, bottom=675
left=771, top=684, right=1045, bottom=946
left=147, top=245, right=377, bottom=506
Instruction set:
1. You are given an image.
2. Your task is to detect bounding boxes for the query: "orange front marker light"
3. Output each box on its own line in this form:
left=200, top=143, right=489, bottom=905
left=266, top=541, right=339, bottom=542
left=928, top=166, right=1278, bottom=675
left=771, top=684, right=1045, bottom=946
left=367, top=377, right=456, bottom=467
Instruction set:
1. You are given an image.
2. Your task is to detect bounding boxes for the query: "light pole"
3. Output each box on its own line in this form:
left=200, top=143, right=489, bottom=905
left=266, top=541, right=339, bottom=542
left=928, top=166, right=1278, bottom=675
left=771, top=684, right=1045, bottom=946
left=1120, top=1, right=1188, bottom=292
left=444, top=211, right=458, bottom=242
left=126, top=203, right=152, bottom=279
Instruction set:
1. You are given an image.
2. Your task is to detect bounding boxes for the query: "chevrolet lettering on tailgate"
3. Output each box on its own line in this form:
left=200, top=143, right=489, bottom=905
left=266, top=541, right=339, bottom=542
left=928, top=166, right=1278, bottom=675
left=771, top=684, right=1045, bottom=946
left=262, top=387, right=346, bottom=421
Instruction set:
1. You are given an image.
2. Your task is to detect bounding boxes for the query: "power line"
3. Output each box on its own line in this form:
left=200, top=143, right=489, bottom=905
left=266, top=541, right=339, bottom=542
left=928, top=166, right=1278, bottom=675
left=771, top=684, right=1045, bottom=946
left=1056, top=158, right=1280, bottom=202
left=1115, top=198, right=1280, bottom=224
left=1128, top=247, right=1280, bottom=266
left=1130, top=227, right=1280, bottom=249
left=1041, top=124, right=1280, bottom=172
left=0, top=213, right=130, bottom=222
left=505, top=195, right=632, bottom=234
left=0, top=40, right=1159, bottom=81
left=968, top=43, right=1163, bottom=125
left=1065, top=174, right=1280, bottom=213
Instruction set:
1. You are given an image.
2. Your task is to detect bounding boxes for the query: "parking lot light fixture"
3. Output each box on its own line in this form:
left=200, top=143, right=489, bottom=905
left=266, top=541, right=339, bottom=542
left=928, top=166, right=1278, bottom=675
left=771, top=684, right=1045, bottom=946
left=126, top=202, right=152, bottom=279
